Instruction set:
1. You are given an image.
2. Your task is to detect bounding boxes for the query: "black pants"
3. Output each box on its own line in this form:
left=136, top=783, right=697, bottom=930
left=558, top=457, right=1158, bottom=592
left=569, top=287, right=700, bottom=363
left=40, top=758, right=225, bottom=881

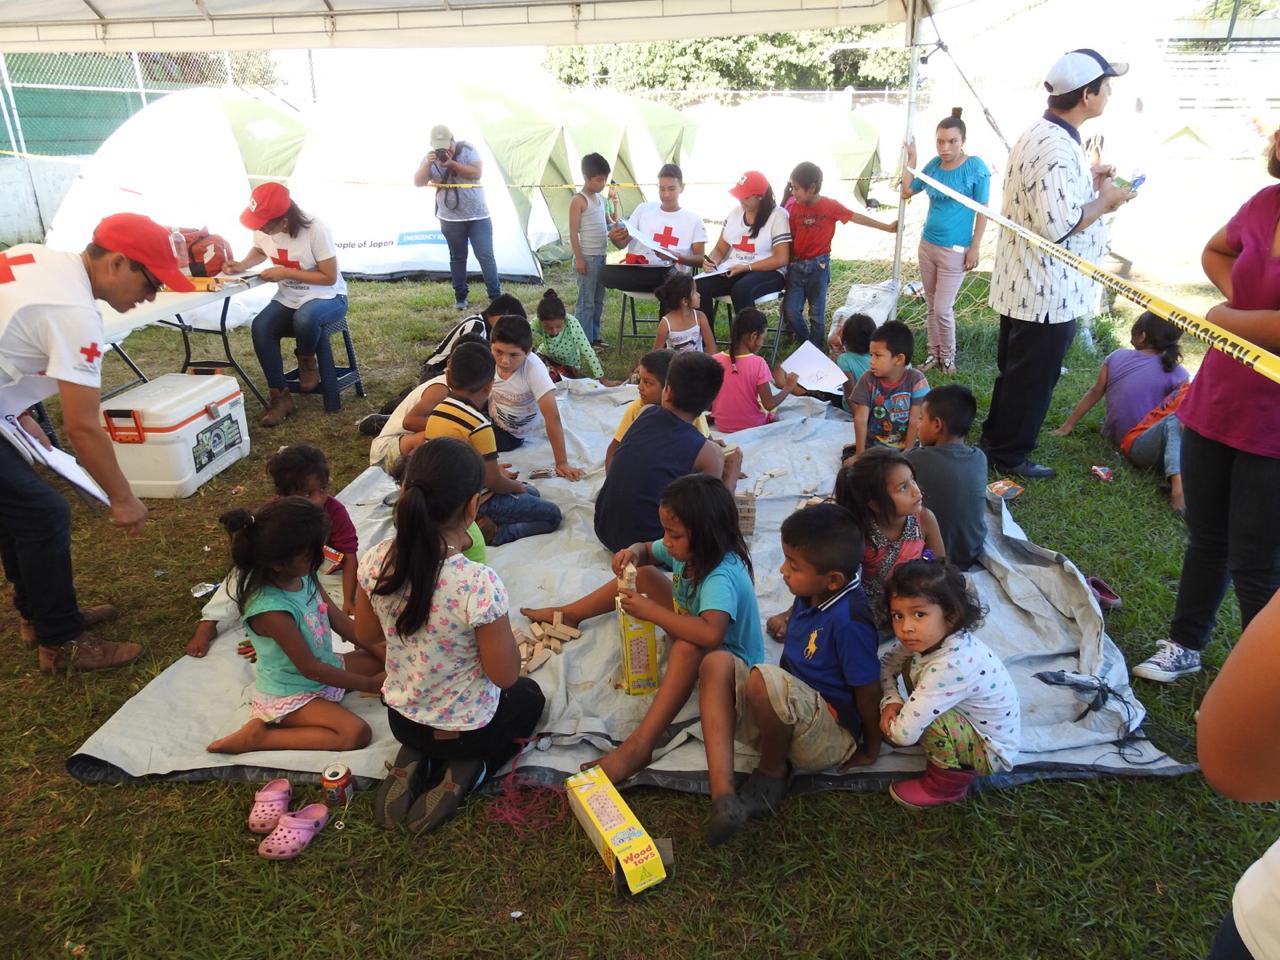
left=601, top=265, right=672, bottom=300
left=979, top=314, right=1077, bottom=469
left=1206, top=908, right=1255, bottom=960
left=493, top=423, right=523, bottom=453
left=1171, top=426, right=1280, bottom=651
left=386, top=677, right=545, bottom=774
left=0, top=438, right=83, bottom=646
left=694, top=269, right=785, bottom=328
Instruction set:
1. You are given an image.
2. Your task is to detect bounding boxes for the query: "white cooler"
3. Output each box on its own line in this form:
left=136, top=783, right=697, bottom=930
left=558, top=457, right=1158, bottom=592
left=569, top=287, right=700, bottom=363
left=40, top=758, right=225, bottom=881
left=100, top=373, right=250, bottom=498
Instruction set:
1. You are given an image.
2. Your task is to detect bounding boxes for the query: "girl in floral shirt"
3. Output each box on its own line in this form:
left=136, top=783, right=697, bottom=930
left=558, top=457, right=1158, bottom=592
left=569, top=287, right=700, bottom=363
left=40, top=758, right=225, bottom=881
left=357, top=437, right=544, bottom=834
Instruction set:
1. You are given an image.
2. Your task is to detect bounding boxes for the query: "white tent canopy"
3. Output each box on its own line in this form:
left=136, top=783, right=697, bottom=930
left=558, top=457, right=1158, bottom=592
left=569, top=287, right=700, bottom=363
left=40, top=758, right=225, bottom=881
left=0, top=1, right=934, bottom=52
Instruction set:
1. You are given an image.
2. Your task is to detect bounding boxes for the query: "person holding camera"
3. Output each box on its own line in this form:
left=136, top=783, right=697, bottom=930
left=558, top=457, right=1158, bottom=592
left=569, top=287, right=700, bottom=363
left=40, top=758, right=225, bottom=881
left=414, top=124, right=501, bottom=311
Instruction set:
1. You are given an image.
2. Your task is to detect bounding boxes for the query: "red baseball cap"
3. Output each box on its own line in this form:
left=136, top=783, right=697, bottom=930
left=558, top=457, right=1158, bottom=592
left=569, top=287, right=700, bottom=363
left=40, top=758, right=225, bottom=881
left=240, top=182, right=291, bottom=230
left=92, top=213, right=195, bottom=293
left=729, top=170, right=770, bottom=200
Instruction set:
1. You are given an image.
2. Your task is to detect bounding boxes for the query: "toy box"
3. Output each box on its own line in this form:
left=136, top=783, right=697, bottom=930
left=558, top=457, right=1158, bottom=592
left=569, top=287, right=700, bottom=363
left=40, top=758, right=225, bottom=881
left=616, top=597, right=659, bottom=695
left=565, top=766, right=667, bottom=895
left=100, top=373, right=249, bottom=498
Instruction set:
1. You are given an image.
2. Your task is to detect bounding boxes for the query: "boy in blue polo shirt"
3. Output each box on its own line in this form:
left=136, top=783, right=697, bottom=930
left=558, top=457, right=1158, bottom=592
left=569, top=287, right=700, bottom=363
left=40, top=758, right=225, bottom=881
left=698, top=503, right=882, bottom=846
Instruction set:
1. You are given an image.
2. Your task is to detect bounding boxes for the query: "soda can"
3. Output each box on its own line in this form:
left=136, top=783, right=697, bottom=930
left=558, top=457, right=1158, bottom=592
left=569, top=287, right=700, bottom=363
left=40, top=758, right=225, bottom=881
left=1091, top=465, right=1114, bottom=482
left=321, top=762, right=353, bottom=805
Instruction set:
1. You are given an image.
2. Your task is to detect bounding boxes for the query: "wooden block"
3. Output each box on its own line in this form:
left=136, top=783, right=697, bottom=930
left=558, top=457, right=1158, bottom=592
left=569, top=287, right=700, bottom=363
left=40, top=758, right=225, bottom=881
left=526, top=647, right=552, bottom=673
left=553, top=611, right=563, bottom=628
left=545, top=637, right=562, bottom=653
left=533, top=641, right=545, bottom=658
left=557, top=624, right=581, bottom=639
left=529, top=622, right=545, bottom=640
left=618, top=561, right=638, bottom=592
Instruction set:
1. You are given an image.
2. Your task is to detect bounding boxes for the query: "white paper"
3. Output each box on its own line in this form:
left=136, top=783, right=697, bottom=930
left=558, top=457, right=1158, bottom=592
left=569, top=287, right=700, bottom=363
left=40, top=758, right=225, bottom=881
left=620, top=217, right=680, bottom=264
left=780, top=341, right=849, bottom=394
left=1, top=415, right=109, bottom=504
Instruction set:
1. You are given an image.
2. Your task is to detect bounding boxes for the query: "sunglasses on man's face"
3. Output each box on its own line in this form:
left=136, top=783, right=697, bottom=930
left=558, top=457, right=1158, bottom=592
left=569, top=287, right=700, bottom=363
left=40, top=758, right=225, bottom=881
left=130, top=260, right=161, bottom=295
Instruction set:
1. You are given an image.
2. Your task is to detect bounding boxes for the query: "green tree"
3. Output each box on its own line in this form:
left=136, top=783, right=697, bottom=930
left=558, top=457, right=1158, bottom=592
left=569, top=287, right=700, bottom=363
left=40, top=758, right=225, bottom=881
left=545, top=27, right=909, bottom=101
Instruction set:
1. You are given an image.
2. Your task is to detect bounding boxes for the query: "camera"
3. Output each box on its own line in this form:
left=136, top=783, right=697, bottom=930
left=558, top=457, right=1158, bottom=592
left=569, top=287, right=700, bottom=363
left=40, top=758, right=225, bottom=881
left=434, top=148, right=450, bottom=163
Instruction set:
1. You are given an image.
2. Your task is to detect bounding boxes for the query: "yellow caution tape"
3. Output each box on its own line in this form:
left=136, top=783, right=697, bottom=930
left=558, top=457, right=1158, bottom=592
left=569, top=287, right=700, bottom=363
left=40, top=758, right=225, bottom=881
left=908, top=164, right=1280, bottom=387
left=0, top=147, right=896, bottom=191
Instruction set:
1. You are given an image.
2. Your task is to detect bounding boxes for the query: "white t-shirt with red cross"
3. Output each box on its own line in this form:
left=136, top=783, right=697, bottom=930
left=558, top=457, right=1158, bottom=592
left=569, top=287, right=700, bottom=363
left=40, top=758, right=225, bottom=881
left=623, top=202, right=708, bottom=271
left=718, top=205, right=791, bottom=274
left=252, top=218, right=348, bottom=310
left=0, top=245, right=104, bottom=419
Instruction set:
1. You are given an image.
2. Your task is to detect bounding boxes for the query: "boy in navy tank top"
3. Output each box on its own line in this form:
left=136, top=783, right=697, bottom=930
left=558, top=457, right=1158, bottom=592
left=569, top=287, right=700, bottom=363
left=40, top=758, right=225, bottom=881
left=595, top=352, right=742, bottom=552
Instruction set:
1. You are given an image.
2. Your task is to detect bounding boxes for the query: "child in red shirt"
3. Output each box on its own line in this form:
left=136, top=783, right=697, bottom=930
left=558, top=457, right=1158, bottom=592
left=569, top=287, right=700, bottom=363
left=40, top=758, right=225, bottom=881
left=782, top=161, right=896, bottom=348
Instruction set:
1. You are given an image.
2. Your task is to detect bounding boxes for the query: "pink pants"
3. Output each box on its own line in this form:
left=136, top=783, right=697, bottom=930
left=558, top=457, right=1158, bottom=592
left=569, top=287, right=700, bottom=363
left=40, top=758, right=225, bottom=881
left=918, top=240, right=966, bottom=364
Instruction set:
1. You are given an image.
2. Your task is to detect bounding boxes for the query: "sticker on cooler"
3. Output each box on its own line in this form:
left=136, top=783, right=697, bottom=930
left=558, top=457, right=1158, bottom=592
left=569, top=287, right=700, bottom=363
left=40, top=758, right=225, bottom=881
left=192, top=413, right=243, bottom=472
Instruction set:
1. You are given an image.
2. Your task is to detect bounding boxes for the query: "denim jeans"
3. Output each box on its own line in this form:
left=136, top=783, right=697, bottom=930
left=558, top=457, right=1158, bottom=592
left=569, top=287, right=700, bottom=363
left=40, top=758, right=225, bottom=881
left=251, top=295, right=348, bottom=390
left=576, top=254, right=607, bottom=342
left=440, top=217, right=501, bottom=303
left=478, top=485, right=562, bottom=545
left=1169, top=425, right=1280, bottom=651
left=0, top=438, right=82, bottom=646
left=783, top=256, right=831, bottom=348
left=1126, top=413, right=1182, bottom=477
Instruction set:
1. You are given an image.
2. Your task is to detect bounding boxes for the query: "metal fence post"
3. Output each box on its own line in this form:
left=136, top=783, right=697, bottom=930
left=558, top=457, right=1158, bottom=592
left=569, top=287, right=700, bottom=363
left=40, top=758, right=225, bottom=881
left=130, top=51, right=149, bottom=107
left=0, top=53, right=29, bottom=155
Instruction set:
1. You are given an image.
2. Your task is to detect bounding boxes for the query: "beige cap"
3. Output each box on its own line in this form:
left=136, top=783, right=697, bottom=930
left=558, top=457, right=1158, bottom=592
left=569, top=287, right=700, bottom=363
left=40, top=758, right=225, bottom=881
left=429, top=124, right=453, bottom=149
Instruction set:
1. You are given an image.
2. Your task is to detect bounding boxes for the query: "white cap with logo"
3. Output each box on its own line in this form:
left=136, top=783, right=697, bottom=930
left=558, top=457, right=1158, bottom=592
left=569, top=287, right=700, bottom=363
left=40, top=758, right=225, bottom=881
left=429, top=124, right=453, bottom=149
left=1044, top=48, right=1128, bottom=96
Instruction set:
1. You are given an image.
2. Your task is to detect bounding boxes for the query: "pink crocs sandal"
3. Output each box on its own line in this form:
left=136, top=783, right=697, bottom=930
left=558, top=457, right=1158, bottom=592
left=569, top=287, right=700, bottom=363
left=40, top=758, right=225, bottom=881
left=248, top=778, right=292, bottom=834
left=258, top=803, right=329, bottom=860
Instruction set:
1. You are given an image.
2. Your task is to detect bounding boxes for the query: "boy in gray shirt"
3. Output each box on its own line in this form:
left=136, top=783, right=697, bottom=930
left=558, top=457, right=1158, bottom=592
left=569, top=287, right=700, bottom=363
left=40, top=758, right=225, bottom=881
left=907, top=385, right=987, bottom=568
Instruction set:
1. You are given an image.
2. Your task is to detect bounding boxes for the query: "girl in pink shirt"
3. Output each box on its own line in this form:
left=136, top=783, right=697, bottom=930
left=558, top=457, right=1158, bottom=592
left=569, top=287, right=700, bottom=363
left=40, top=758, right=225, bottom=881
left=710, top=308, right=800, bottom=433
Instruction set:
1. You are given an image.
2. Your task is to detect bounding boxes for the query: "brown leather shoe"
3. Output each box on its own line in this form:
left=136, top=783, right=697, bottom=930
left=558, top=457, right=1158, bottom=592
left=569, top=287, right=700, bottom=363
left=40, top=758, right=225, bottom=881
left=38, top=633, right=144, bottom=676
left=295, top=352, right=321, bottom=393
left=19, top=603, right=119, bottom=649
left=260, top=387, right=296, bottom=427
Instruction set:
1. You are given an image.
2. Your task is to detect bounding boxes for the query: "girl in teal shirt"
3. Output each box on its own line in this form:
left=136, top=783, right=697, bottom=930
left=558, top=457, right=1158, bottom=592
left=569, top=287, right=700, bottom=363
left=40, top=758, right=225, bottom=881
left=901, top=108, right=990, bottom=375
left=206, top=497, right=385, bottom=755
left=521, top=474, right=763, bottom=784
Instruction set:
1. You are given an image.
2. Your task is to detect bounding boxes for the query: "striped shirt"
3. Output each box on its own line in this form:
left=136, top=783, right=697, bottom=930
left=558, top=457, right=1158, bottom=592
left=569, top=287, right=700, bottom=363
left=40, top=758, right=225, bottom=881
left=425, top=396, right=498, bottom=461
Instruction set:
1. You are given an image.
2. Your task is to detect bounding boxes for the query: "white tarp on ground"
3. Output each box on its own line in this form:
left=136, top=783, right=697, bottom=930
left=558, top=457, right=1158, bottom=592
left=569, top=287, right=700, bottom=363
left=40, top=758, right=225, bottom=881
left=68, top=381, right=1192, bottom=791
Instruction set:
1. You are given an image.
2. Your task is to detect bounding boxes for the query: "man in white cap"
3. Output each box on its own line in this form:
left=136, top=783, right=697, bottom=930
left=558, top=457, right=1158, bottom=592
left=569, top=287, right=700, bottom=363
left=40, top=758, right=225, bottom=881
left=982, top=49, right=1137, bottom=479
left=413, top=124, right=502, bottom=311
left=0, top=212, right=192, bottom=674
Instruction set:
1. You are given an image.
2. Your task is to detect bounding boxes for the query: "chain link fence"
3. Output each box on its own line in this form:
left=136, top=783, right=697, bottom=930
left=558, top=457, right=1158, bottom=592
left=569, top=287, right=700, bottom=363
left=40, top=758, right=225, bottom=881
left=0, top=50, right=306, bottom=157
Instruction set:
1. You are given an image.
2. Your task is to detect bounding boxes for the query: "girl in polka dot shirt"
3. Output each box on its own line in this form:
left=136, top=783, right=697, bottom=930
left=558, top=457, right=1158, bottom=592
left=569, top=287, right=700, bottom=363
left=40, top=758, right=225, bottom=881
left=879, top=559, right=1020, bottom=809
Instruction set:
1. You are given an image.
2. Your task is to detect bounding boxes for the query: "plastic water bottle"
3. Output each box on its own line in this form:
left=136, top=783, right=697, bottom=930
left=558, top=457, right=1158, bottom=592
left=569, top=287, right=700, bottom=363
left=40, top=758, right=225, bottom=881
left=169, top=228, right=192, bottom=276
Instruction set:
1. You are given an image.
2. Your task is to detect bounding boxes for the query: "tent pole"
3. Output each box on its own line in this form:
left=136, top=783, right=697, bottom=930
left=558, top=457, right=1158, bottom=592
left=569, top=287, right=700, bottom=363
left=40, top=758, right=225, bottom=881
left=889, top=0, right=921, bottom=322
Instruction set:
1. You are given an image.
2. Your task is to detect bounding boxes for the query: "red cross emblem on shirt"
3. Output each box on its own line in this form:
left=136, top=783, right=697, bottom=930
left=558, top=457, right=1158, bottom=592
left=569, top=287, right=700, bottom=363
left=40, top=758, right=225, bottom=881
left=0, top=251, right=36, bottom=283
left=270, top=252, right=301, bottom=270
left=80, top=342, right=102, bottom=364
left=730, top=236, right=756, bottom=254
left=652, top=226, right=680, bottom=248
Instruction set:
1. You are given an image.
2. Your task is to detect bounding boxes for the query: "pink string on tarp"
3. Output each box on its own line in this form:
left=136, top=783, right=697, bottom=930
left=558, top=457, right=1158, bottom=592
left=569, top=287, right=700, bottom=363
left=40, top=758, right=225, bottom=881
left=482, top=735, right=568, bottom=838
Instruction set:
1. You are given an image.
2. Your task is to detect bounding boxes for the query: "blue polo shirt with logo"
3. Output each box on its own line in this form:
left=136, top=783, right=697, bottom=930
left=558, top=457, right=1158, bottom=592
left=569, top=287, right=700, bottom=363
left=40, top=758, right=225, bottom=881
left=778, top=577, right=879, bottom=731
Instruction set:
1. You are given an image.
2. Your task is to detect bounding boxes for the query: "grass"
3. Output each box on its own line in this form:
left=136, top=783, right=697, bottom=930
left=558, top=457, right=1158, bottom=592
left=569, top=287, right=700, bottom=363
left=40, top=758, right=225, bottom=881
left=5, top=261, right=1278, bottom=959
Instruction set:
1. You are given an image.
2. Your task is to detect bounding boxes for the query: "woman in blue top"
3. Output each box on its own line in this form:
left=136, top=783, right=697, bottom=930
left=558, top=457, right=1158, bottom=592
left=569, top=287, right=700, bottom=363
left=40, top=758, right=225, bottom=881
left=901, top=108, right=990, bottom=375
left=522, top=474, right=763, bottom=785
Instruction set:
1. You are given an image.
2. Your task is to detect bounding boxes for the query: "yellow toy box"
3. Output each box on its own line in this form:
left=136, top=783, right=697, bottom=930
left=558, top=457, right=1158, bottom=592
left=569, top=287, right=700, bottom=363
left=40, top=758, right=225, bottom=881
left=616, top=598, right=660, bottom=695
left=565, top=766, right=667, bottom=895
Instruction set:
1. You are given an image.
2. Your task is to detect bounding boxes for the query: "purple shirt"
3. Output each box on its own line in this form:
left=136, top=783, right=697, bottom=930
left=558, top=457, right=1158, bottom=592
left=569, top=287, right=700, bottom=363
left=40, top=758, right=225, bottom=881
left=1101, top=349, right=1188, bottom=443
left=1179, top=184, right=1280, bottom=458
left=323, top=495, right=359, bottom=555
